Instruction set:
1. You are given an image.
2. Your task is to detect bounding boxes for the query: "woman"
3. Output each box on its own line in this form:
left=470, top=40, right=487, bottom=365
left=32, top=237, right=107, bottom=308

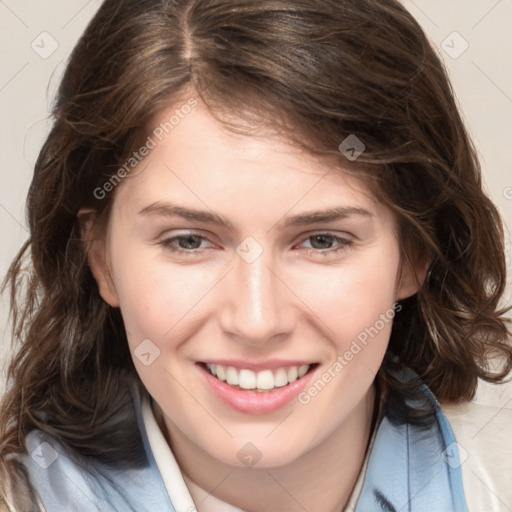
left=1, top=0, right=511, bottom=510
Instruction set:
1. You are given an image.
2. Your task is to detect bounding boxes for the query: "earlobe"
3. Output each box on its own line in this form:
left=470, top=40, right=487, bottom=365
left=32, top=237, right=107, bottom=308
left=77, top=208, right=120, bottom=307
left=88, top=238, right=121, bottom=307
left=396, top=257, right=429, bottom=301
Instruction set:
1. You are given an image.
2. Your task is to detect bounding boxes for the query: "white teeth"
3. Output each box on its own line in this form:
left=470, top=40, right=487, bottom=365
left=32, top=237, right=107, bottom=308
left=216, top=365, right=226, bottom=381
left=256, top=370, right=274, bottom=390
left=287, top=366, right=298, bottom=383
left=298, top=364, right=309, bottom=378
left=206, top=363, right=312, bottom=391
left=226, top=366, right=239, bottom=385
left=274, top=368, right=289, bottom=387
left=239, top=369, right=256, bottom=389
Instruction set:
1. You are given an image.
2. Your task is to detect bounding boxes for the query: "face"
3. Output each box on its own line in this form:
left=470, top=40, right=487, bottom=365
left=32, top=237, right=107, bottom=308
left=87, top=98, right=418, bottom=469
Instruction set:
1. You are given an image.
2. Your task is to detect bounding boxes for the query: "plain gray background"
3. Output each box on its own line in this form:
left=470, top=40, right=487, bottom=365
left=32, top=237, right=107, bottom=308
left=0, top=1, right=511, bottom=408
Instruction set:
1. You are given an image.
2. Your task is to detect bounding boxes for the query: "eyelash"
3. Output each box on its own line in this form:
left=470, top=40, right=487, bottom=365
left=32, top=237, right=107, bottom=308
left=158, top=232, right=353, bottom=257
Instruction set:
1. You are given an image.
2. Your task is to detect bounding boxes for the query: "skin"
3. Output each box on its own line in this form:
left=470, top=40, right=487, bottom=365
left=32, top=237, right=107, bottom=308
left=85, top=97, right=420, bottom=512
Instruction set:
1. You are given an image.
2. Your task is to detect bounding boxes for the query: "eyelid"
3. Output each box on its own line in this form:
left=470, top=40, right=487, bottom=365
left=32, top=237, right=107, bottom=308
left=158, top=230, right=354, bottom=256
left=159, top=229, right=217, bottom=243
left=158, top=230, right=217, bottom=250
left=294, top=231, right=353, bottom=252
left=159, top=229, right=353, bottom=243
left=295, top=229, right=354, bottom=241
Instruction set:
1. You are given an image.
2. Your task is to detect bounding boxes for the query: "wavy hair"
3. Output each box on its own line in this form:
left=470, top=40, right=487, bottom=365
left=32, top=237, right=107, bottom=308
left=1, top=0, right=511, bottom=506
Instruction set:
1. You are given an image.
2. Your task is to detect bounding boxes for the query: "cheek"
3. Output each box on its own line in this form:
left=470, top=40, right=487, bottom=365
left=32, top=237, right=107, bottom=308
left=292, top=248, right=400, bottom=346
left=291, top=255, right=400, bottom=425
left=109, top=242, right=220, bottom=349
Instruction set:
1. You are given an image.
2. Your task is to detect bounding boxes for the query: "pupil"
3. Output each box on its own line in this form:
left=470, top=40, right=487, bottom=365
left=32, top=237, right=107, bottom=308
left=179, top=235, right=201, bottom=249
left=311, top=235, right=333, bottom=249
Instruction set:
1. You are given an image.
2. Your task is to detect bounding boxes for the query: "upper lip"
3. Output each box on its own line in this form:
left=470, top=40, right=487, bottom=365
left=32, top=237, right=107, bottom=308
left=199, top=359, right=317, bottom=371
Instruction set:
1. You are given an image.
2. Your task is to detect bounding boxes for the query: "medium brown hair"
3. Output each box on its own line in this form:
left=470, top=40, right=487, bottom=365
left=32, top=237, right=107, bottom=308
left=1, top=0, right=511, bottom=504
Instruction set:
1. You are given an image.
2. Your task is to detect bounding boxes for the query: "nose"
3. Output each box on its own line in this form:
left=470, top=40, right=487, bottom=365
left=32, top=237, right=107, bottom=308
left=218, top=245, right=295, bottom=346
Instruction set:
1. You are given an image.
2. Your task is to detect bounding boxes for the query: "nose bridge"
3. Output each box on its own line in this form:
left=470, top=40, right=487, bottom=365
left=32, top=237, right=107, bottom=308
left=219, top=242, right=291, bottom=343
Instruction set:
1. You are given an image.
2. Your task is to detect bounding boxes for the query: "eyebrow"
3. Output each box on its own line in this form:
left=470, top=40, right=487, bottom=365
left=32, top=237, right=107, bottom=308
left=138, top=202, right=373, bottom=230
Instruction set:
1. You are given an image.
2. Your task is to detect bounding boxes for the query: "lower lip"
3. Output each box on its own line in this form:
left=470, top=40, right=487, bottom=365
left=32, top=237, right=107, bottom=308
left=198, top=364, right=317, bottom=414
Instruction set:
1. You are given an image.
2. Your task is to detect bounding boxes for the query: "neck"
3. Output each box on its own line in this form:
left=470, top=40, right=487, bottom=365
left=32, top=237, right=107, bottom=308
left=155, top=386, right=378, bottom=512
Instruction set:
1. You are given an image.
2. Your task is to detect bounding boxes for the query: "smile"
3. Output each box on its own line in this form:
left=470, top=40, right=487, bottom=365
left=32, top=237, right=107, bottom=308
left=205, top=363, right=312, bottom=392
left=197, top=361, right=319, bottom=414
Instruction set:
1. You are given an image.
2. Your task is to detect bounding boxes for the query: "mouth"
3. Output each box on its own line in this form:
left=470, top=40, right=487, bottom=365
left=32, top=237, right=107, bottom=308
left=200, top=362, right=318, bottom=392
left=197, top=361, right=319, bottom=414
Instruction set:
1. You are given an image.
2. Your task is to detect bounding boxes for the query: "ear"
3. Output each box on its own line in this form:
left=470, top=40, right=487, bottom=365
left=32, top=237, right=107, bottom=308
left=396, top=254, right=429, bottom=301
left=78, top=208, right=120, bottom=307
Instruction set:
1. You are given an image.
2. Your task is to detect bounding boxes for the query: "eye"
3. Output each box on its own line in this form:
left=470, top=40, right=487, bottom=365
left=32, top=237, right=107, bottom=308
left=297, top=233, right=353, bottom=256
left=158, top=233, right=214, bottom=254
left=157, top=231, right=353, bottom=257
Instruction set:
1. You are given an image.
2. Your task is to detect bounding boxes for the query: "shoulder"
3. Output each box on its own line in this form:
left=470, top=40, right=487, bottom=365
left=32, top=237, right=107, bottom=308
left=441, top=386, right=512, bottom=512
left=18, top=419, right=173, bottom=511
left=19, top=429, right=108, bottom=511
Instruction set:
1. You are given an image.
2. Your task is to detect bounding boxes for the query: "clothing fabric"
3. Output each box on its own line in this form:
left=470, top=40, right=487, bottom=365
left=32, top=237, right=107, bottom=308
left=441, top=399, right=512, bottom=512
left=18, top=367, right=471, bottom=512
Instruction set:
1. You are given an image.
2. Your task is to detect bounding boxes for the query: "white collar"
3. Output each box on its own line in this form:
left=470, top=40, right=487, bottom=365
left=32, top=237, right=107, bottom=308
left=141, top=396, right=198, bottom=512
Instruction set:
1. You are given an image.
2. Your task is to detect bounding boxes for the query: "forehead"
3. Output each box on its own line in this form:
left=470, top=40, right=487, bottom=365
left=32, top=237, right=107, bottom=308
left=111, top=101, right=393, bottom=229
